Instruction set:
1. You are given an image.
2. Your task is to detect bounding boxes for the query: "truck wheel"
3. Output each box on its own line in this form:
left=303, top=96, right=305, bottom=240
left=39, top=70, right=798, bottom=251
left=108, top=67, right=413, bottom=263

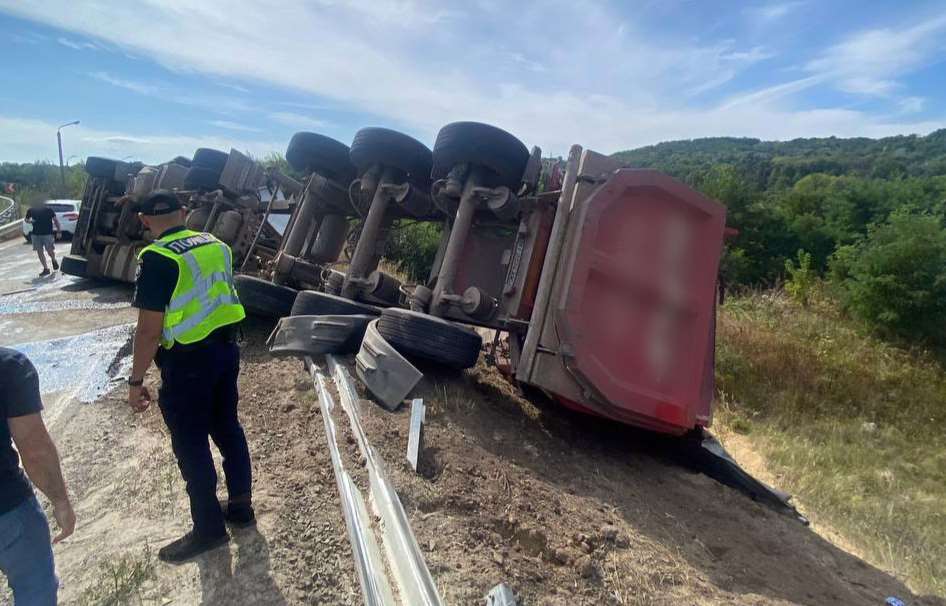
left=191, top=148, right=229, bottom=173
left=170, top=155, right=192, bottom=168
left=234, top=275, right=298, bottom=318
left=377, top=308, right=482, bottom=369
left=85, top=157, right=119, bottom=179
left=349, top=127, right=432, bottom=187
left=366, top=270, right=401, bottom=305
left=290, top=291, right=380, bottom=317
left=286, top=132, right=356, bottom=184
left=431, top=122, right=529, bottom=189
left=184, top=166, right=221, bottom=191
left=60, top=255, right=88, bottom=278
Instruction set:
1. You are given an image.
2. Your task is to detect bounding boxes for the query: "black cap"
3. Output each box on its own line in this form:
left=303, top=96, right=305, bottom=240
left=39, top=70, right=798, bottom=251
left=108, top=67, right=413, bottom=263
left=137, top=191, right=182, bottom=216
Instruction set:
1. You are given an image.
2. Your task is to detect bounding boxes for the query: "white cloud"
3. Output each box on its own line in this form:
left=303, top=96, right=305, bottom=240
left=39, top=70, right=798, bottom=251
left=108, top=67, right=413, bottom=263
left=748, top=1, right=805, bottom=23
left=90, top=71, right=158, bottom=96
left=898, top=96, right=926, bottom=114
left=209, top=120, right=262, bottom=132
left=57, top=36, right=98, bottom=51
left=267, top=112, right=330, bottom=130
left=1, top=1, right=943, bottom=159
left=0, top=115, right=280, bottom=165
left=89, top=71, right=254, bottom=115
left=806, top=13, right=946, bottom=98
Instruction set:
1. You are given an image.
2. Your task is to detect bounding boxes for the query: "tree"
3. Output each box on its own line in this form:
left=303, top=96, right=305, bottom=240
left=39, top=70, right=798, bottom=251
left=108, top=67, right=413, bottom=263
left=831, top=210, right=946, bottom=342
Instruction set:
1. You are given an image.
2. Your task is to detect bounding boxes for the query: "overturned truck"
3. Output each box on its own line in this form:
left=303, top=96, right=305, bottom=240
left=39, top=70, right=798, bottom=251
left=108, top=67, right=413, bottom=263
left=266, top=121, right=801, bottom=519
left=62, top=149, right=287, bottom=282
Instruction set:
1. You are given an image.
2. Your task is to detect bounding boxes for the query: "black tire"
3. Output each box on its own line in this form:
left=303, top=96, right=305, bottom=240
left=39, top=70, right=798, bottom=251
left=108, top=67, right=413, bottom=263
left=234, top=275, right=298, bottom=318
left=192, top=148, right=229, bottom=173
left=170, top=156, right=192, bottom=168
left=184, top=166, right=221, bottom=190
left=60, top=255, right=88, bottom=278
left=286, top=132, right=356, bottom=184
left=377, top=308, right=482, bottom=369
left=349, top=127, right=432, bottom=186
left=290, top=290, right=380, bottom=317
left=85, top=157, right=119, bottom=179
left=431, top=122, right=529, bottom=189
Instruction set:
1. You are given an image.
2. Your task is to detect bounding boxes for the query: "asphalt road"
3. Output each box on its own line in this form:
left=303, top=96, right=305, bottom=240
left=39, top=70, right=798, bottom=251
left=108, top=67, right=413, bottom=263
left=0, top=238, right=137, bottom=427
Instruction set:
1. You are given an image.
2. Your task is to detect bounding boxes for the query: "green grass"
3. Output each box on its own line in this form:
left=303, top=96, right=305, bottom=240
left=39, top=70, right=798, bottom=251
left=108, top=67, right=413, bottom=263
left=715, top=289, right=946, bottom=596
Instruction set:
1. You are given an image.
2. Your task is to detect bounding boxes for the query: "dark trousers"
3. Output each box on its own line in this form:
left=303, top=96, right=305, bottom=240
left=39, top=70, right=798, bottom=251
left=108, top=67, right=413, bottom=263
left=157, top=340, right=252, bottom=538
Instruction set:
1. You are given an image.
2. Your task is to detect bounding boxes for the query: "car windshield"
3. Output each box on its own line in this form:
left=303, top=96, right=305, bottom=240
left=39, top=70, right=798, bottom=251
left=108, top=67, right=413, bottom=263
left=47, top=203, right=77, bottom=212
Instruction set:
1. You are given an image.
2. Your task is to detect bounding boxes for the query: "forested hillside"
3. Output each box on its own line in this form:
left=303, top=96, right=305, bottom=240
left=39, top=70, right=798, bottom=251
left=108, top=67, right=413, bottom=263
left=616, top=130, right=946, bottom=342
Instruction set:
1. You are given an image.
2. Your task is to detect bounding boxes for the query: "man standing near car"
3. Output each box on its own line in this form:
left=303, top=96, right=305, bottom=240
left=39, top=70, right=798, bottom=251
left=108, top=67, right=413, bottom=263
left=24, top=200, right=61, bottom=277
left=127, top=191, right=255, bottom=564
left=1, top=347, right=77, bottom=605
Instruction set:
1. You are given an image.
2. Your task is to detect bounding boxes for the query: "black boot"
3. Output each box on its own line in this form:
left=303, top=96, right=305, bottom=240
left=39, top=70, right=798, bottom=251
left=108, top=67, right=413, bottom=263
left=158, top=531, right=229, bottom=564
left=224, top=503, right=256, bottom=528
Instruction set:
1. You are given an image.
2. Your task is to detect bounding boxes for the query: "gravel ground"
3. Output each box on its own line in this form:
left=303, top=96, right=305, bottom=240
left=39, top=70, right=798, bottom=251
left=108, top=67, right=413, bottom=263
left=5, top=316, right=943, bottom=605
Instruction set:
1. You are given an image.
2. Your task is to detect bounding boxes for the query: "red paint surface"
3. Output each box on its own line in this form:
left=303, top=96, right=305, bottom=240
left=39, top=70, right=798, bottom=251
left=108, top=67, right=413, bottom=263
left=555, top=170, right=726, bottom=435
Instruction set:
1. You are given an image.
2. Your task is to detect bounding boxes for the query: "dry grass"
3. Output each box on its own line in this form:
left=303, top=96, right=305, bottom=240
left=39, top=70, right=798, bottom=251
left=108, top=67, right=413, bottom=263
left=74, top=548, right=156, bottom=606
left=715, top=289, right=946, bottom=596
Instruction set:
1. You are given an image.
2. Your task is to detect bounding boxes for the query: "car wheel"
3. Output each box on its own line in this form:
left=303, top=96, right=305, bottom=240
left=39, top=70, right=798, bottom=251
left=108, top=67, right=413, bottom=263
left=290, top=290, right=381, bottom=317
left=285, top=132, right=356, bottom=184
left=431, top=121, right=530, bottom=189
left=233, top=275, right=298, bottom=318
left=349, top=127, right=433, bottom=187
left=377, top=308, right=482, bottom=369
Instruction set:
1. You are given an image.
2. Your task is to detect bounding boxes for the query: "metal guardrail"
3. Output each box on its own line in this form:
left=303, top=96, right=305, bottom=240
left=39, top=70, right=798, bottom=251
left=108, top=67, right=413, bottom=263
left=0, top=219, right=24, bottom=241
left=0, top=196, right=18, bottom=226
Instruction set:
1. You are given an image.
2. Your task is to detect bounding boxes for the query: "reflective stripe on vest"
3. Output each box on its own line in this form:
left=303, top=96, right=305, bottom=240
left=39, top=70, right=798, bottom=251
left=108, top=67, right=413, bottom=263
left=138, top=229, right=245, bottom=348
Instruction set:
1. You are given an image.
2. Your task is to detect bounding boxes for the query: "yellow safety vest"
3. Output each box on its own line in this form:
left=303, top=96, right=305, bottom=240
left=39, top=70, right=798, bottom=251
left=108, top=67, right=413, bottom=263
left=138, top=229, right=245, bottom=349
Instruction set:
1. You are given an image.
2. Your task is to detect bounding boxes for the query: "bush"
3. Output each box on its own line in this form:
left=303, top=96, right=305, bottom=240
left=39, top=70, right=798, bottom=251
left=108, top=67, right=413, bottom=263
left=384, top=221, right=443, bottom=281
left=830, top=210, right=946, bottom=342
left=784, top=249, right=815, bottom=307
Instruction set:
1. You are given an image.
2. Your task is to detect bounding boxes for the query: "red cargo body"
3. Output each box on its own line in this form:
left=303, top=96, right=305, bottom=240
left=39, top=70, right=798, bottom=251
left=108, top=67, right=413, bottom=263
left=519, top=160, right=726, bottom=436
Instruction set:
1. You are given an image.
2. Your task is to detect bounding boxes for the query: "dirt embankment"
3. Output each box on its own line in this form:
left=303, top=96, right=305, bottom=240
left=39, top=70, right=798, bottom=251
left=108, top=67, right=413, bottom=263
left=17, top=320, right=944, bottom=605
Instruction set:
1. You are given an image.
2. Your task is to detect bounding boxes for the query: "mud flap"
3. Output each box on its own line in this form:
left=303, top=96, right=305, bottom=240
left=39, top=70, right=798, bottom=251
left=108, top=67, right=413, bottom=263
left=268, top=315, right=374, bottom=357
left=356, top=319, right=423, bottom=410
left=683, top=431, right=808, bottom=524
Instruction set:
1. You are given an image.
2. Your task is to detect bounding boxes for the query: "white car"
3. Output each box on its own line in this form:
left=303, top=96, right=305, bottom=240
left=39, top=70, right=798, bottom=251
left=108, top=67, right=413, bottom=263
left=22, top=200, right=82, bottom=241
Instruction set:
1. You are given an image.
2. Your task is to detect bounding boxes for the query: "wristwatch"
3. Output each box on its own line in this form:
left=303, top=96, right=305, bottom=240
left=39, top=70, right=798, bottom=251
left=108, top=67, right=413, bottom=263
left=127, top=377, right=144, bottom=387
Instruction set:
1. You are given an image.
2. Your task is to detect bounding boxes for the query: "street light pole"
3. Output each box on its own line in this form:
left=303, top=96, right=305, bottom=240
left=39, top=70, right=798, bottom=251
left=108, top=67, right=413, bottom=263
left=57, top=120, right=80, bottom=187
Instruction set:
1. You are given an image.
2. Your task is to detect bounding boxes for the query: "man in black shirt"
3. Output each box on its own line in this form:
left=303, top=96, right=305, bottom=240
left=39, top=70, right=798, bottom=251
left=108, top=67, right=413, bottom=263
left=0, top=347, right=76, bottom=604
left=25, top=200, right=61, bottom=277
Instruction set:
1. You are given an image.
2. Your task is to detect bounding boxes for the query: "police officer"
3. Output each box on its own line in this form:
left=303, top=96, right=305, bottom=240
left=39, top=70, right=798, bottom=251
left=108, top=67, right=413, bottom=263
left=127, top=191, right=254, bottom=563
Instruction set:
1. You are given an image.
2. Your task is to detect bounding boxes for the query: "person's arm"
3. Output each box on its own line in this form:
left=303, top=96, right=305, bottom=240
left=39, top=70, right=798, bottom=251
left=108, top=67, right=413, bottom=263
left=129, top=309, right=164, bottom=412
left=52, top=213, right=61, bottom=236
left=9, top=414, right=76, bottom=543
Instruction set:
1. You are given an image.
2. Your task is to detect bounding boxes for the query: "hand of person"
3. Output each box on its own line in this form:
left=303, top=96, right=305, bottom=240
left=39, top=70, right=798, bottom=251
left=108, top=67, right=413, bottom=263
left=128, top=384, right=152, bottom=413
left=51, top=498, right=76, bottom=543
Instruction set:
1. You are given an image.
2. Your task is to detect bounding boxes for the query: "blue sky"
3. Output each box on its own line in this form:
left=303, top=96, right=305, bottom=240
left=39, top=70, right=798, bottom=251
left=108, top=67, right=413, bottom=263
left=1, top=1, right=945, bottom=165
